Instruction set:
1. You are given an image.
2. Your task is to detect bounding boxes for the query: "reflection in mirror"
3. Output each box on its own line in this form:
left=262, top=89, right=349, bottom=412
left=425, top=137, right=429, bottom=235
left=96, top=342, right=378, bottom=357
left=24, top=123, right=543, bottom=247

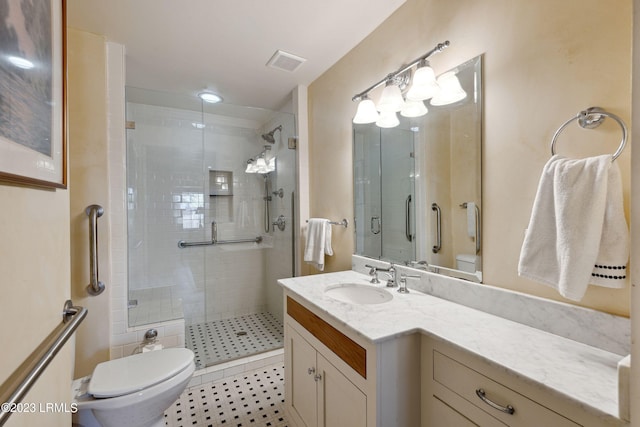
left=353, top=55, right=482, bottom=282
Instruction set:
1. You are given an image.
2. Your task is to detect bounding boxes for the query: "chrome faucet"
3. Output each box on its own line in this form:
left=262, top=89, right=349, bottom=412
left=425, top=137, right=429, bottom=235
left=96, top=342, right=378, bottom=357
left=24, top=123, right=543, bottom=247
left=398, top=274, right=420, bottom=294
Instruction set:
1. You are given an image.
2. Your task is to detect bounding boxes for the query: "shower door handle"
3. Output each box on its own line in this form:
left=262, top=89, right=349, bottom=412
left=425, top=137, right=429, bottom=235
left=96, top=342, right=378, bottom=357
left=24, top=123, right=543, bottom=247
left=370, top=216, right=381, bottom=235
left=431, top=203, right=441, bottom=253
left=405, top=195, right=412, bottom=242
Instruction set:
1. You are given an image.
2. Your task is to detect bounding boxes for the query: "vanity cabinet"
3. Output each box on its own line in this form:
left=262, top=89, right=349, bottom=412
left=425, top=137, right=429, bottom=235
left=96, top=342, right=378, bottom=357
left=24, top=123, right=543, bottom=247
left=287, top=325, right=367, bottom=427
left=284, top=294, right=421, bottom=427
left=421, top=337, right=582, bottom=427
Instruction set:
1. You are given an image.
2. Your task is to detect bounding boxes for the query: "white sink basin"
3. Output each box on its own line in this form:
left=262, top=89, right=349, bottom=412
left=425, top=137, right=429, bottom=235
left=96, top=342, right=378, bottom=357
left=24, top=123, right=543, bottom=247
left=324, top=283, right=393, bottom=305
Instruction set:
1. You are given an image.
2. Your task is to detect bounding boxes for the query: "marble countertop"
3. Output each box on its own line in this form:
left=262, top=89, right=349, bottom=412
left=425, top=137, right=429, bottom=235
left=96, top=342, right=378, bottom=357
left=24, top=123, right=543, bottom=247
left=278, top=270, right=625, bottom=425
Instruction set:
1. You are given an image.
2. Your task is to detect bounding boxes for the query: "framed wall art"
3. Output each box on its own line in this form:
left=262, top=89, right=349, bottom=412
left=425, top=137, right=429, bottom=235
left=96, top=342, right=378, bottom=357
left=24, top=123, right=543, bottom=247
left=0, top=0, right=66, bottom=189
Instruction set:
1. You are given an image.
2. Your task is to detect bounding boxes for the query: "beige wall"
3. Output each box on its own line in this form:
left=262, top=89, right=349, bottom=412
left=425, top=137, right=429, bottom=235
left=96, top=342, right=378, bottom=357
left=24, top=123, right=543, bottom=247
left=308, top=0, right=632, bottom=315
left=67, top=28, right=112, bottom=377
left=0, top=146, right=72, bottom=425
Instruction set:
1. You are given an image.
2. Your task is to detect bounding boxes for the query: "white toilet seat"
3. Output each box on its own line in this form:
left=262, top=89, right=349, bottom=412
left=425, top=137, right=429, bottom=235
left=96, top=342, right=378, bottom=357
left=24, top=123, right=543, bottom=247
left=89, top=347, right=194, bottom=398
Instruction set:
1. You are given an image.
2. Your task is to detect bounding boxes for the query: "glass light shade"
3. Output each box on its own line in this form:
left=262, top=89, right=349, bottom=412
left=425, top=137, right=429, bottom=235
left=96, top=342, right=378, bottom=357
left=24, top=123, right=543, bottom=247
left=406, top=65, right=439, bottom=101
left=400, top=100, right=428, bottom=118
left=245, top=162, right=258, bottom=173
left=376, top=111, right=400, bottom=128
left=377, top=83, right=404, bottom=112
left=430, top=72, right=467, bottom=106
left=353, top=98, right=379, bottom=124
left=256, top=157, right=267, bottom=167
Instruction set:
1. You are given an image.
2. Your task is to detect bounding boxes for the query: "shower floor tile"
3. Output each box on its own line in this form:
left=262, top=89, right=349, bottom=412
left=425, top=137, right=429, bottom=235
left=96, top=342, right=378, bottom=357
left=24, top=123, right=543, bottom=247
left=186, top=312, right=284, bottom=369
left=164, top=363, right=288, bottom=427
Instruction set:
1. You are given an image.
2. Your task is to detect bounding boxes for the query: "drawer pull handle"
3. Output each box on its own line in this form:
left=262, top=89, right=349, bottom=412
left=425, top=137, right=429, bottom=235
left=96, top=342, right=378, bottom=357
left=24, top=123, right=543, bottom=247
left=314, top=374, right=322, bottom=382
left=308, top=367, right=316, bottom=375
left=475, top=389, right=515, bottom=415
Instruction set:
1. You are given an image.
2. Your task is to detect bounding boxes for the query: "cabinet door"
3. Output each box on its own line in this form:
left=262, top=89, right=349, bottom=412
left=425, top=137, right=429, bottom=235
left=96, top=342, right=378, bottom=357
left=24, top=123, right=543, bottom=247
left=317, top=353, right=367, bottom=427
left=288, top=327, right=318, bottom=427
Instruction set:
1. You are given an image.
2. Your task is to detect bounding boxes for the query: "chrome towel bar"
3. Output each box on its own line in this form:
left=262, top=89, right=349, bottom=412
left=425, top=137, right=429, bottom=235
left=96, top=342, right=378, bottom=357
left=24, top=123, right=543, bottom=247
left=550, top=107, right=628, bottom=161
left=86, top=205, right=105, bottom=296
left=305, top=218, right=349, bottom=228
left=0, top=301, right=87, bottom=426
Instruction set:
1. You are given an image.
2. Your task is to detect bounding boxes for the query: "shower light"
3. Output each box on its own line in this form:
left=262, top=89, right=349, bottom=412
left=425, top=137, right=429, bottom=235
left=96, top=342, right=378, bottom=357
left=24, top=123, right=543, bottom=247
left=406, top=60, right=439, bottom=101
left=430, top=71, right=467, bottom=106
left=198, top=91, right=223, bottom=104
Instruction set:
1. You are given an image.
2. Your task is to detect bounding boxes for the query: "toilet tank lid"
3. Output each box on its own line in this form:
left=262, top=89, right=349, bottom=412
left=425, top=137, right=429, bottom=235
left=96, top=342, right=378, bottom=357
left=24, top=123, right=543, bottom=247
left=89, top=348, right=194, bottom=398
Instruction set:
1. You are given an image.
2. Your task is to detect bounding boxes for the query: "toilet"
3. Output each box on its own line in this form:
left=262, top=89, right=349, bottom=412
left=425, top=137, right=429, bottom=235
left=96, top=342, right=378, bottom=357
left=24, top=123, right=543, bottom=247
left=72, top=348, right=195, bottom=427
left=456, top=254, right=478, bottom=273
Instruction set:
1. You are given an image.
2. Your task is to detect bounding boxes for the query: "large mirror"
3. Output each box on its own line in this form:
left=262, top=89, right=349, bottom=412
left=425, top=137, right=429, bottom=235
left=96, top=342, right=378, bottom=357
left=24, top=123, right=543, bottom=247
left=353, top=55, right=482, bottom=282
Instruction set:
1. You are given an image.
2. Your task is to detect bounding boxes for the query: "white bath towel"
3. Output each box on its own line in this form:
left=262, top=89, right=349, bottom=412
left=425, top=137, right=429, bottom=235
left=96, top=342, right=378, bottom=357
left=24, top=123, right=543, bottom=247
left=518, top=154, right=629, bottom=301
left=304, top=218, right=333, bottom=271
left=466, top=202, right=476, bottom=238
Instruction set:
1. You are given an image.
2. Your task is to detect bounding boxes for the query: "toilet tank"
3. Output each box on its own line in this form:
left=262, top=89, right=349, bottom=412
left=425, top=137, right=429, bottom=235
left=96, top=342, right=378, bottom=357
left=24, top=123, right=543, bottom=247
left=456, top=254, right=477, bottom=273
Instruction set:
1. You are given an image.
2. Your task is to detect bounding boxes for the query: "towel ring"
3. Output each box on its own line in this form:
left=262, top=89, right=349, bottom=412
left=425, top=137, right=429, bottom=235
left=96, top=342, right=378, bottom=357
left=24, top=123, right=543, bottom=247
left=550, top=107, right=628, bottom=161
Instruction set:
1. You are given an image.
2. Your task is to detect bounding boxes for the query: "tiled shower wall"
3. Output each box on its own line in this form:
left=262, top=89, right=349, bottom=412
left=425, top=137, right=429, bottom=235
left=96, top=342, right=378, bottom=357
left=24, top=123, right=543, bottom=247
left=125, top=101, right=294, bottom=327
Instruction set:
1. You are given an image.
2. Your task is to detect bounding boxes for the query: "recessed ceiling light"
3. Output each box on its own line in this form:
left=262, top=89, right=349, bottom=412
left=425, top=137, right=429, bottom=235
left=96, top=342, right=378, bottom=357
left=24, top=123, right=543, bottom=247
left=198, top=92, right=223, bottom=104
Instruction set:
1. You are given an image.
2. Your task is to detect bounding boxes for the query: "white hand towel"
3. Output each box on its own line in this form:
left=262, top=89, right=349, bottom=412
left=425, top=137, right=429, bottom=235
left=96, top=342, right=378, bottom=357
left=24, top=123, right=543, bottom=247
left=466, top=202, right=476, bottom=238
left=304, top=218, right=333, bottom=271
left=518, top=154, right=629, bottom=301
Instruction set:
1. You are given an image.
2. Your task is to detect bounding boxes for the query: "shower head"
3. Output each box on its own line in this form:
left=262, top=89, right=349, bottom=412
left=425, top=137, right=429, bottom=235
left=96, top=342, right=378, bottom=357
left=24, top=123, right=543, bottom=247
left=261, top=125, right=282, bottom=143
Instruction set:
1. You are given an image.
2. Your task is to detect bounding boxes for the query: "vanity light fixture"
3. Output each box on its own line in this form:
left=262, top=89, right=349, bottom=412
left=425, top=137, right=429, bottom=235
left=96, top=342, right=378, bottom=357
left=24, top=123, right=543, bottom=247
left=352, top=40, right=452, bottom=127
left=198, top=91, right=223, bottom=104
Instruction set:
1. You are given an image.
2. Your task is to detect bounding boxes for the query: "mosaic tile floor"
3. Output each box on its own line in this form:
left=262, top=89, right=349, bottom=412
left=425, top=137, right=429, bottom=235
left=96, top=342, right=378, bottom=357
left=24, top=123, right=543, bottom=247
left=164, top=364, right=288, bottom=427
left=186, top=313, right=284, bottom=369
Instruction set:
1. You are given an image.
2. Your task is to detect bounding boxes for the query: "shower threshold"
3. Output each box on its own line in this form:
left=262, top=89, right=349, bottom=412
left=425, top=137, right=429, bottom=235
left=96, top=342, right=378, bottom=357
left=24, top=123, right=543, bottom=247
left=186, top=312, right=284, bottom=370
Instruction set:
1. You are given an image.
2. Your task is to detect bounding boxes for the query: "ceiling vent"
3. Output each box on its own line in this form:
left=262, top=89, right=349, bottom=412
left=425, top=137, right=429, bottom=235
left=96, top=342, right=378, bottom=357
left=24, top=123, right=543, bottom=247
left=266, top=50, right=306, bottom=72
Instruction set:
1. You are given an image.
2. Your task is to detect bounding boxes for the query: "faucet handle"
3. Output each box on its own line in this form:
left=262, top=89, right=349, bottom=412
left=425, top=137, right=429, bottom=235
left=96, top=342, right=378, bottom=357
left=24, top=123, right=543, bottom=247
left=398, top=274, right=421, bottom=294
left=365, top=264, right=380, bottom=284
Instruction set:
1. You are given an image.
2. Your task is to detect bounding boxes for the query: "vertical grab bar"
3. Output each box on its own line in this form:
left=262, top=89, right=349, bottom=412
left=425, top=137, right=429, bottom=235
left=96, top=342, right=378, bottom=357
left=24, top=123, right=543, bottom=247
left=431, top=203, right=441, bottom=253
left=86, top=205, right=105, bottom=296
left=405, top=195, right=413, bottom=242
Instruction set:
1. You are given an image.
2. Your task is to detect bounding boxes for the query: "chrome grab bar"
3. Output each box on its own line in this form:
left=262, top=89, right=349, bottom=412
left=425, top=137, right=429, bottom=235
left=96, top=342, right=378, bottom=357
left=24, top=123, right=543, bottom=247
left=431, top=203, right=441, bottom=253
left=178, top=221, right=262, bottom=248
left=86, top=205, right=105, bottom=296
left=0, top=301, right=87, bottom=426
left=405, top=195, right=412, bottom=242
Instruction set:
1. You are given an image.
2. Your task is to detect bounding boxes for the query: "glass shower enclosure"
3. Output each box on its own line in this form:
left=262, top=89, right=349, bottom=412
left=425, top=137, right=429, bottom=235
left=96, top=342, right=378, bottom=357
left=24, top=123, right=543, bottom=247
left=125, top=87, right=296, bottom=369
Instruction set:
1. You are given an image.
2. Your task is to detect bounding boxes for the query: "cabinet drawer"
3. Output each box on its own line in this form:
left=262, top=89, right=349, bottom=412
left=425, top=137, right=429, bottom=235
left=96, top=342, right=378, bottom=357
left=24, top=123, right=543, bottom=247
left=433, top=350, right=580, bottom=427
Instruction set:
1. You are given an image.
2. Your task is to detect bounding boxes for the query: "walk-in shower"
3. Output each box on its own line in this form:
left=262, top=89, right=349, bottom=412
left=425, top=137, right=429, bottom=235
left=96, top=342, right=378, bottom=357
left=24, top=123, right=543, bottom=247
left=125, top=87, right=296, bottom=369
